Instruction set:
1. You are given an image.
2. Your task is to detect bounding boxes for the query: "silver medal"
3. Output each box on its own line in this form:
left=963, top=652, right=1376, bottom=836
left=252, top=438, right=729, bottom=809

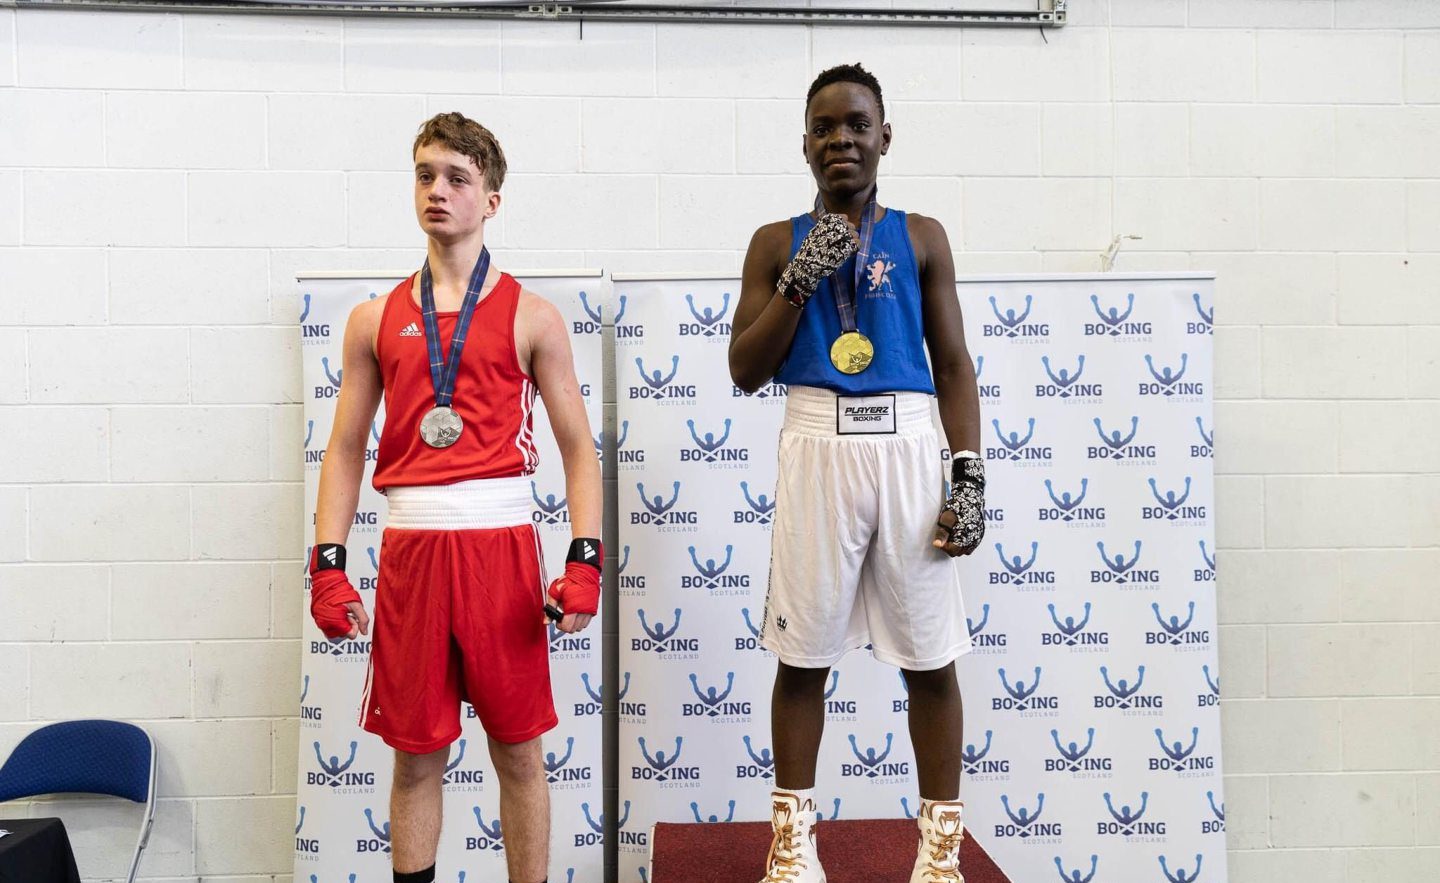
left=419, top=405, right=463, bottom=449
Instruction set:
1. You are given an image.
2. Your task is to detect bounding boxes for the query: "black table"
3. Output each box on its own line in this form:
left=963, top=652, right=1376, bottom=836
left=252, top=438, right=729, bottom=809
left=0, top=818, right=81, bottom=883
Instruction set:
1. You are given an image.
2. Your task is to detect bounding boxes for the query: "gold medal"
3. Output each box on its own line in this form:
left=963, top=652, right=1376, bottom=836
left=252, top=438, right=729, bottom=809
left=830, top=331, right=875, bottom=375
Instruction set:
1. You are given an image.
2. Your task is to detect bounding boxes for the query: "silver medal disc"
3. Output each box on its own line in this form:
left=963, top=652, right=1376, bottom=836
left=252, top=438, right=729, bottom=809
left=419, top=406, right=463, bottom=448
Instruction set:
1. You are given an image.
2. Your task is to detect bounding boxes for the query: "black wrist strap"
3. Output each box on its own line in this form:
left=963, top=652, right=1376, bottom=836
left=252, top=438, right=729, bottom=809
left=313, top=543, right=346, bottom=572
left=566, top=537, right=602, bottom=572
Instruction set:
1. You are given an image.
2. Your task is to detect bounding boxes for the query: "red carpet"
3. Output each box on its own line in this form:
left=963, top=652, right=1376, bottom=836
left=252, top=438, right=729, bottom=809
left=651, top=819, right=1013, bottom=883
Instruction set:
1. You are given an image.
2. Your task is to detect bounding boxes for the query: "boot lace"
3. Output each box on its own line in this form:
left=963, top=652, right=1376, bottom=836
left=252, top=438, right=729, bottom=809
left=920, top=813, right=965, bottom=883
left=763, top=807, right=808, bottom=883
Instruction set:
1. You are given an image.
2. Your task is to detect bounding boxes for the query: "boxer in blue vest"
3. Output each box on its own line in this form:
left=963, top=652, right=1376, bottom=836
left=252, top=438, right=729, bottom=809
left=730, top=63, right=986, bottom=883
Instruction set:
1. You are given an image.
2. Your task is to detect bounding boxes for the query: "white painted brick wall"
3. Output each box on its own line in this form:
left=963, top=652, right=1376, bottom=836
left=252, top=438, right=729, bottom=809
left=0, top=171, right=18, bottom=246
left=2, top=6, right=1437, bottom=881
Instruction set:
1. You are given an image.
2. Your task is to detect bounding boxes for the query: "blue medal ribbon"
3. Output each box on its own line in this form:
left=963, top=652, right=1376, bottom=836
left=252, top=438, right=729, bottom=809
left=418, top=246, right=491, bottom=409
left=814, top=185, right=878, bottom=335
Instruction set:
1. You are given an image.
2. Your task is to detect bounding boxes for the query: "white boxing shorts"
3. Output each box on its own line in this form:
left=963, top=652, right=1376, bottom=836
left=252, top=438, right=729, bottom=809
left=758, top=385, right=974, bottom=670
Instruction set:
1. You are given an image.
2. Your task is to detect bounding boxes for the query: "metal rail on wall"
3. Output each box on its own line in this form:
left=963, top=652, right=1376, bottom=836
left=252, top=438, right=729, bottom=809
left=3, top=0, right=1067, bottom=27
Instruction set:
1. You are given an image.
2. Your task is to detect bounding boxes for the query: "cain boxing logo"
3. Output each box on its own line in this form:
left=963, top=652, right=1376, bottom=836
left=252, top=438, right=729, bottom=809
left=1040, top=478, right=1105, bottom=527
left=1055, top=855, right=1099, bottom=883
left=1085, top=293, right=1152, bottom=340
left=1046, top=728, right=1112, bottom=778
left=974, top=355, right=1002, bottom=402
left=1198, top=664, right=1221, bottom=709
left=355, top=808, right=391, bottom=855
left=295, top=805, right=320, bottom=862
left=633, top=481, right=699, bottom=531
left=614, top=420, right=645, bottom=470
left=299, top=675, right=322, bottom=728
left=993, top=667, right=1060, bottom=716
left=1188, top=293, right=1213, bottom=335
left=532, top=481, right=570, bottom=525
left=1099, top=790, right=1166, bottom=840
left=442, top=738, right=485, bottom=791
left=734, top=607, right=772, bottom=655
left=309, top=741, right=375, bottom=793
left=315, top=356, right=343, bottom=400
left=684, top=545, right=749, bottom=596
left=545, top=736, right=592, bottom=789
left=548, top=620, right=591, bottom=658
left=631, top=608, right=699, bottom=659
left=823, top=671, right=857, bottom=721
left=682, top=418, right=749, bottom=467
left=734, top=481, right=776, bottom=526
left=616, top=545, right=646, bottom=597
left=575, top=673, right=604, bottom=717
left=681, top=292, right=732, bottom=339
left=1159, top=854, right=1204, bottom=883
left=1194, top=542, right=1217, bottom=588
left=299, top=293, right=332, bottom=345
left=987, top=418, right=1053, bottom=466
left=1088, top=415, right=1157, bottom=464
left=1038, top=355, right=1103, bottom=401
left=991, top=541, right=1057, bottom=589
left=1094, top=665, right=1163, bottom=715
left=617, top=672, right=647, bottom=722
left=634, top=736, right=701, bottom=788
left=984, top=295, right=1049, bottom=342
left=573, top=290, right=604, bottom=336
left=1203, top=791, right=1225, bottom=834
left=736, top=734, right=776, bottom=781
left=842, top=733, right=910, bottom=783
left=1150, top=726, right=1215, bottom=776
left=683, top=672, right=751, bottom=722
left=691, top=800, right=737, bottom=824
left=614, top=295, right=643, bottom=344
left=995, top=793, right=1061, bottom=842
left=630, top=356, right=695, bottom=403
left=1141, top=354, right=1204, bottom=400
left=1192, top=416, right=1214, bottom=459
left=466, top=807, right=504, bottom=852
left=576, top=799, right=622, bottom=848
left=962, top=730, right=1011, bottom=781
left=1147, top=601, right=1211, bottom=649
left=1092, top=540, right=1160, bottom=589
left=1043, top=602, right=1109, bottom=651
left=967, top=603, right=1008, bottom=654
left=863, top=253, right=896, bottom=297
left=613, top=800, right=646, bottom=853
left=1144, top=477, right=1207, bottom=524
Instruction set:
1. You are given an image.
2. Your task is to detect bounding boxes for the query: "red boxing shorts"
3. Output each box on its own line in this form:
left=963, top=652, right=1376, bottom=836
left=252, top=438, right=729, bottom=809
left=359, top=476, right=557, bottom=752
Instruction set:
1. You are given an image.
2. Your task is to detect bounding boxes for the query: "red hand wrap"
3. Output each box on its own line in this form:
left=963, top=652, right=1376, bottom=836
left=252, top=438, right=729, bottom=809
left=547, top=541, right=603, bottom=617
left=308, top=548, right=362, bottom=640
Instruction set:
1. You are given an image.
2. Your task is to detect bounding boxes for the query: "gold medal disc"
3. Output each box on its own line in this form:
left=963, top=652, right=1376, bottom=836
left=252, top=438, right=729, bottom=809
left=830, top=331, right=875, bottom=375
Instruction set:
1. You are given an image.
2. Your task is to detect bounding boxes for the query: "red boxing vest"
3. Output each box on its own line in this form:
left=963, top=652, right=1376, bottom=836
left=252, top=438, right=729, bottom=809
left=371, top=272, right=538, bottom=490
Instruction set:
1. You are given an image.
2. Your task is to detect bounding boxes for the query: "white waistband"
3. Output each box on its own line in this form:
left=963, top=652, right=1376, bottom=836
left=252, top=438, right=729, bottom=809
left=385, top=476, right=534, bottom=530
left=782, top=385, right=938, bottom=437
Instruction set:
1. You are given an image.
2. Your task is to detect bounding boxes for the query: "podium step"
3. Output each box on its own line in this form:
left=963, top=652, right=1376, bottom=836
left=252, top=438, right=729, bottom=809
left=650, top=818, right=1012, bottom=883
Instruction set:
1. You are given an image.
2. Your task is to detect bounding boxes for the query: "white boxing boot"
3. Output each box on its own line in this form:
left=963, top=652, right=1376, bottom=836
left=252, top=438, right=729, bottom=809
left=910, top=798, right=965, bottom=883
left=758, top=789, right=826, bottom=883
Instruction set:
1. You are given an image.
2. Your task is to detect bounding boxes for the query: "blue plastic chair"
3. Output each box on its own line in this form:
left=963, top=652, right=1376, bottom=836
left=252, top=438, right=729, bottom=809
left=0, top=720, right=157, bottom=883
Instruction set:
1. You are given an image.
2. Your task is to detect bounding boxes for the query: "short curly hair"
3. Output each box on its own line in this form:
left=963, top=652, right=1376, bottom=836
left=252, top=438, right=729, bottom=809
left=413, top=112, right=508, bottom=192
left=806, top=63, right=885, bottom=121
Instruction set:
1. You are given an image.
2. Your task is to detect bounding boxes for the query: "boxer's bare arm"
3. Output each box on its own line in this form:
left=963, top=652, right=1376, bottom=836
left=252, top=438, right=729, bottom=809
left=728, top=221, right=804, bottom=392
left=315, top=296, right=385, bottom=547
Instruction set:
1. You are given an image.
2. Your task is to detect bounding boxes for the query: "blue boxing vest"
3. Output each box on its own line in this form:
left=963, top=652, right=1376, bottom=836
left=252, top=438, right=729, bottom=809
left=775, top=208, right=935, bottom=395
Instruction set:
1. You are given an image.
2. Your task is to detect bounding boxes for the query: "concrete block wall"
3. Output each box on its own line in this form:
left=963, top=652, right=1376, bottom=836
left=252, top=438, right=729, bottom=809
left=1, top=1, right=1436, bottom=880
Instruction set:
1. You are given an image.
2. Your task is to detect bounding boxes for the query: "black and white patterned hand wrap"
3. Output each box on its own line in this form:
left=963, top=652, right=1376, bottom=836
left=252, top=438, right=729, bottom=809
left=942, top=456, right=987, bottom=553
left=779, top=213, right=858, bottom=309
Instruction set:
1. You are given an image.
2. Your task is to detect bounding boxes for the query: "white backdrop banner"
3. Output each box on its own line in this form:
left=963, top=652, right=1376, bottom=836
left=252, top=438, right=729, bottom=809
left=295, top=270, right=607, bottom=883
left=614, top=273, right=1225, bottom=883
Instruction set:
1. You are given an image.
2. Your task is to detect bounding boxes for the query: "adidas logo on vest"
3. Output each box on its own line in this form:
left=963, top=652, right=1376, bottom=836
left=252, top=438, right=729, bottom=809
left=399, top=322, right=422, bottom=337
